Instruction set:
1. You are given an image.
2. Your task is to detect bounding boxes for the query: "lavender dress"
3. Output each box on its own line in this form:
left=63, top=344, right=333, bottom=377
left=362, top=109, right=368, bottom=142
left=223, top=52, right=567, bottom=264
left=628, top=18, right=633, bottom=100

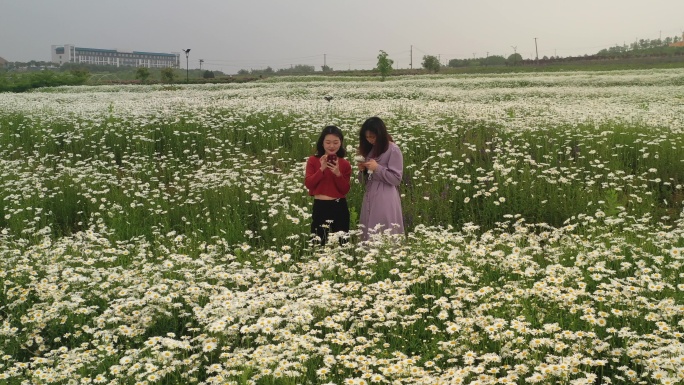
left=359, top=142, right=405, bottom=240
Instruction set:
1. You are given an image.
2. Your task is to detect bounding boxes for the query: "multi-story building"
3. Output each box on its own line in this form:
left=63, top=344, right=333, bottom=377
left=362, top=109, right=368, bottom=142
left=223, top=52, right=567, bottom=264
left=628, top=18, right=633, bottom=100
left=51, top=44, right=180, bottom=68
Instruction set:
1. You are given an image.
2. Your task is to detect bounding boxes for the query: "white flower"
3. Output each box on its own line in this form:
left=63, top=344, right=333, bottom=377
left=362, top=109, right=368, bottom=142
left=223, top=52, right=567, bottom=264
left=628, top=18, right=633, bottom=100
left=354, top=154, right=373, bottom=175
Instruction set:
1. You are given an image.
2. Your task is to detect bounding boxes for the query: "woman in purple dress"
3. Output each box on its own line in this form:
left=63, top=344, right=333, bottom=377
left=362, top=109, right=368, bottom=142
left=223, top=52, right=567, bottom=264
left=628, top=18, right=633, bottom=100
left=356, top=117, right=405, bottom=241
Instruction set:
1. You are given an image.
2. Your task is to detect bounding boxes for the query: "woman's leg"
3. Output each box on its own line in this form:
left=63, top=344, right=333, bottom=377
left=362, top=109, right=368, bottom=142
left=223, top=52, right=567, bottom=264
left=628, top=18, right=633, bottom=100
left=330, top=199, right=350, bottom=244
left=311, top=199, right=333, bottom=245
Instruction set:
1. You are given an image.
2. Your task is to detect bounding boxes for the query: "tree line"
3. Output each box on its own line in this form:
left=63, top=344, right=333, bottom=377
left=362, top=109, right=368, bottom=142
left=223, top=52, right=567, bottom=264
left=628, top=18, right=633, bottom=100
left=0, top=68, right=90, bottom=92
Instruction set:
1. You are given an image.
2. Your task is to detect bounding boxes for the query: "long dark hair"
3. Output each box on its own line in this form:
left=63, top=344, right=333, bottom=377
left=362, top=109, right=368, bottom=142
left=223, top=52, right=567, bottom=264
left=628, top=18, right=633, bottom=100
left=315, top=125, right=347, bottom=158
left=358, top=116, right=393, bottom=157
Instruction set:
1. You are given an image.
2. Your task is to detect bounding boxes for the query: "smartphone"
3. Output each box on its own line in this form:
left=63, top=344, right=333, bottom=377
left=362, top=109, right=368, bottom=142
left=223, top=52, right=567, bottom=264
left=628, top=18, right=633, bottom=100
left=327, top=154, right=337, bottom=164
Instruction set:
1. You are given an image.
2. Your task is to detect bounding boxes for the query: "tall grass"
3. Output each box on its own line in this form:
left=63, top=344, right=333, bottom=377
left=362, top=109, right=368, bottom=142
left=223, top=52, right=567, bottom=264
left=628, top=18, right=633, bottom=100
left=1, top=108, right=682, bottom=247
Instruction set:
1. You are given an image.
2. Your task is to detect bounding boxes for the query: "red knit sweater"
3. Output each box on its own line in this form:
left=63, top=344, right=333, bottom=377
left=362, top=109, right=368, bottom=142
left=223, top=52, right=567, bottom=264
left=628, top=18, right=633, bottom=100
left=305, top=155, right=352, bottom=198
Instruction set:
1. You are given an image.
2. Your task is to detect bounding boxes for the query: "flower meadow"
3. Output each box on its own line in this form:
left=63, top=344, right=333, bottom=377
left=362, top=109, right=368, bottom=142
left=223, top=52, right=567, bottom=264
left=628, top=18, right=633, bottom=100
left=2, top=69, right=684, bottom=384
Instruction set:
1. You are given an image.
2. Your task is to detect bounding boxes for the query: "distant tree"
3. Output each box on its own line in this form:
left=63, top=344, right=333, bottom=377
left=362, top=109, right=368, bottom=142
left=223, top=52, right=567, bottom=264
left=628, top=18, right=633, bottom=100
left=69, top=67, right=90, bottom=84
left=483, top=55, right=506, bottom=66
left=321, top=65, right=333, bottom=72
left=448, top=58, right=467, bottom=68
left=203, top=70, right=215, bottom=79
left=237, top=69, right=249, bottom=75
left=422, top=55, right=440, bottom=73
left=293, top=64, right=315, bottom=73
left=507, top=53, right=523, bottom=65
left=160, top=67, right=176, bottom=83
left=135, top=67, right=151, bottom=83
left=276, top=64, right=315, bottom=74
left=376, top=50, right=394, bottom=81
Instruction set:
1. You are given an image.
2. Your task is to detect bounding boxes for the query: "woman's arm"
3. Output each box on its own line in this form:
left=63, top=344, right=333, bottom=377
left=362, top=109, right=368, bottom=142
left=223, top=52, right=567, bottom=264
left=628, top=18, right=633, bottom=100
left=304, top=157, right=324, bottom=190
left=334, top=159, right=352, bottom=195
left=372, top=145, right=403, bottom=187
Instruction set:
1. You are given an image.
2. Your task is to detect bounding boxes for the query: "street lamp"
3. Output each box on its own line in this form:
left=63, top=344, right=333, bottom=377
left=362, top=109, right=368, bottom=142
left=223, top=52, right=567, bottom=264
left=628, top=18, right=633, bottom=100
left=182, top=49, right=191, bottom=82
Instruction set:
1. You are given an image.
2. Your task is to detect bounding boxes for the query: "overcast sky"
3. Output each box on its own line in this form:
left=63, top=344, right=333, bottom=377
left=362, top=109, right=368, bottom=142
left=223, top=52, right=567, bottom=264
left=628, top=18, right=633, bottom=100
left=2, top=0, right=683, bottom=74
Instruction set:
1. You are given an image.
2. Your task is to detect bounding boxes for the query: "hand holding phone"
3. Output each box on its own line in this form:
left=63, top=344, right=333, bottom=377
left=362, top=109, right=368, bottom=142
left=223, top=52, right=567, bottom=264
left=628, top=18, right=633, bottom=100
left=326, top=154, right=337, bottom=164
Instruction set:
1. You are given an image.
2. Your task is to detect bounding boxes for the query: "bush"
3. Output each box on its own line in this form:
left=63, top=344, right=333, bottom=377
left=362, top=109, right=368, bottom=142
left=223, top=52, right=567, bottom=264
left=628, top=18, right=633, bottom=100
left=0, top=70, right=89, bottom=92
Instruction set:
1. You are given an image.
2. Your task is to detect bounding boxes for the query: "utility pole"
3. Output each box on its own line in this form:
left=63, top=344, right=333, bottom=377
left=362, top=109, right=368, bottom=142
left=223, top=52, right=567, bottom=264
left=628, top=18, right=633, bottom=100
left=182, top=49, right=191, bottom=83
left=324, top=54, right=326, bottom=69
left=199, top=59, right=204, bottom=71
left=534, top=37, right=539, bottom=64
left=410, top=45, right=413, bottom=69
left=510, top=46, right=518, bottom=65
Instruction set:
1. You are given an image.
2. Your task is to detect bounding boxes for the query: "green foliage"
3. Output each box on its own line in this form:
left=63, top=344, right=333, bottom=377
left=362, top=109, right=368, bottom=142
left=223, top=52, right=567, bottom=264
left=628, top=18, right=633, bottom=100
left=2, top=60, right=58, bottom=71
left=160, top=67, right=176, bottom=83
left=422, top=55, right=441, bottom=73
left=376, top=50, right=394, bottom=80
left=68, top=67, right=90, bottom=84
left=0, top=70, right=89, bottom=92
left=247, top=66, right=276, bottom=76
left=277, top=64, right=315, bottom=74
left=507, top=53, right=523, bottom=65
left=483, top=55, right=507, bottom=66
left=597, top=34, right=684, bottom=57
left=135, top=67, right=151, bottom=83
left=203, top=70, right=215, bottom=79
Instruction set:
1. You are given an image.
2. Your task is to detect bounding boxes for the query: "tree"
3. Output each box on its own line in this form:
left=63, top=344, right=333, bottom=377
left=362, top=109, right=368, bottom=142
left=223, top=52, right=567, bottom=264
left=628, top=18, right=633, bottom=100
left=69, top=67, right=90, bottom=84
left=276, top=64, right=315, bottom=74
left=483, top=55, right=506, bottom=66
left=237, top=69, right=249, bottom=75
left=160, top=67, right=176, bottom=83
left=321, top=65, right=333, bottom=72
left=292, top=64, right=315, bottom=73
left=376, top=50, right=393, bottom=81
left=507, top=53, right=523, bottom=66
left=203, top=70, right=215, bottom=79
left=135, top=67, right=150, bottom=83
left=448, top=58, right=466, bottom=67
left=422, top=55, right=440, bottom=73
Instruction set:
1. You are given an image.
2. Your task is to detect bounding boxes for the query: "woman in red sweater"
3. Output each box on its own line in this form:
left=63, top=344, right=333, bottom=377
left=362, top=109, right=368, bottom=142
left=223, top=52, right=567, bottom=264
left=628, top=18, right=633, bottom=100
left=305, top=125, right=352, bottom=245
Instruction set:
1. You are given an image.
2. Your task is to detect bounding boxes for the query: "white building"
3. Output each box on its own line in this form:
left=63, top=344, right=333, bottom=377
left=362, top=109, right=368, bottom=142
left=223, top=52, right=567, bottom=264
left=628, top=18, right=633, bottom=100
left=51, top=44, right=180, bottom=68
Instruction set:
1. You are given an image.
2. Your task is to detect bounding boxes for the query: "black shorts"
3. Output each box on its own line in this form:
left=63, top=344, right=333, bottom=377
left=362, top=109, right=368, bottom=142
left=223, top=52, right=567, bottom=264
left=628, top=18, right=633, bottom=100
left=311, top=198, right=350, bottom=245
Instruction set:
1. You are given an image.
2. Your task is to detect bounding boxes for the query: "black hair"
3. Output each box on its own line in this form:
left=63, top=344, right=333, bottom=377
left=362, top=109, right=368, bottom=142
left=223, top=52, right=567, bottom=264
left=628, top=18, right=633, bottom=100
left=358, top=116, right=392, bottom=157
left=315, top=125, right=347, bottom=158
